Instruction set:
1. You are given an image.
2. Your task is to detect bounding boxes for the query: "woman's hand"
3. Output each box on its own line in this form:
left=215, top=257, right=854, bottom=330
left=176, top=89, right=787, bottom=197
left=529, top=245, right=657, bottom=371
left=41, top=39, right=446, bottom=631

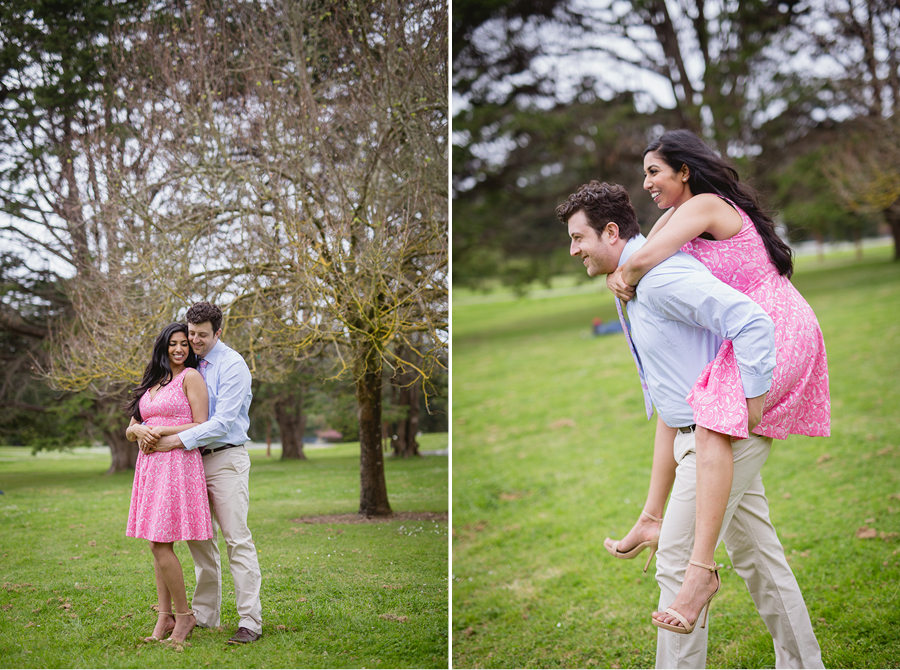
left=746, top=392, right=768, bottom=433
left=129, top=424, right=161, bottom=446
left=607, top=266, right=636, bottom=302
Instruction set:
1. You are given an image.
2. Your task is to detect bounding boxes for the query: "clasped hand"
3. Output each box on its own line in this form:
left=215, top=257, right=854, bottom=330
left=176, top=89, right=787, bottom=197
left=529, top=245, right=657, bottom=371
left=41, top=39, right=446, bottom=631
left=607, top=266, right=636, bottom=302
left=130, top=424, right=161, bottom=453
left=140, top=434, right=182, bottom=454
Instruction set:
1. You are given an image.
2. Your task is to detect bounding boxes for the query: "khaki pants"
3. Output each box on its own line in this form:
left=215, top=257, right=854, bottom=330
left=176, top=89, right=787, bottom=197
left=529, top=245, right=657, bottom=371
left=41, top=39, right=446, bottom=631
left=655, top=432, right=822, bottom=669
left=187, top=447, right=262, bottom=634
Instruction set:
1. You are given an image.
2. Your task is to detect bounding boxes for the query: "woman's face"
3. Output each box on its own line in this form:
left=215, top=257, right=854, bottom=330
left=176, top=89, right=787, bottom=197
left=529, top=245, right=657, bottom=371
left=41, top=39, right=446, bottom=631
left=168, top=332, right=191, bottom=369
left=643, top=151, right=692, bottom=210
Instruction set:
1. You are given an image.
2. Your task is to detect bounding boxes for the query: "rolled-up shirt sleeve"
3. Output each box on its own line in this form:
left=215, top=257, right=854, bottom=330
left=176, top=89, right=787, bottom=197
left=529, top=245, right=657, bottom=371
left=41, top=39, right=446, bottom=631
left=179, top=359, right=252, bottom=450
left=646, top=270, right=776, bottom=399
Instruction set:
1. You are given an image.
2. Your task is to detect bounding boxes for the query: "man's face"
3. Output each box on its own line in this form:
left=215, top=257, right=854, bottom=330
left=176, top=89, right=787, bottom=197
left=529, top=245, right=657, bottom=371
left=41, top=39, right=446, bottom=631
left=568, top=211, right=617, bottom=277
left=188, top=321, right=220, bottom=359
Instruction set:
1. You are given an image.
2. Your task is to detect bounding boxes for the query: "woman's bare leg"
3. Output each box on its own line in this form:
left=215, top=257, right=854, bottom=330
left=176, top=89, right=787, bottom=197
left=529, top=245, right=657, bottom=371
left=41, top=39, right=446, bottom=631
left=147, top=544, right=176, bottom=640
left=149, top=541, right=195, bottom=643
left=605, top=418, right=677, bottom=554
left=653, top=426, right=731, bottom=628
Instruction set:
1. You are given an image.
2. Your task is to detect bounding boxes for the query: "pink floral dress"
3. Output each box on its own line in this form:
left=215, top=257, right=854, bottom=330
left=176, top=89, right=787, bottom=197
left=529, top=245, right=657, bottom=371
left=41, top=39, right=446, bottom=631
left=682, top=198, right=831, bottom=440
left=126, top=368, right=213, bottom=542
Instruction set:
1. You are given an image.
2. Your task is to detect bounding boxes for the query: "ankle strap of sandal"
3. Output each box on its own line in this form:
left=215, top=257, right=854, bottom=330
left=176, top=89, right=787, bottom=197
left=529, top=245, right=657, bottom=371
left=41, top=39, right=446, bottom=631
left=640, top=510, right=663, bottom=523
left=689, top=559, right=722, bottom=572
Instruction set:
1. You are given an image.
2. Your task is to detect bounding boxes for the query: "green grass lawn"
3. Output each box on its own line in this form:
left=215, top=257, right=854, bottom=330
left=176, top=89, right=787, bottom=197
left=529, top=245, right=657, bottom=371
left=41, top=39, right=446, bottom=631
left=0, top=436, right=448, bottom=668
left=451, top=248, right=900, bottom=669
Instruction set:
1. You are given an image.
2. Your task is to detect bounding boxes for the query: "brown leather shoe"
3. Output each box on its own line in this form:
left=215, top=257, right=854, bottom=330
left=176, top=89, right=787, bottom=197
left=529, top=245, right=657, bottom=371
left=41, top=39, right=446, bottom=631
left=227, top=627, right=261, bottom=644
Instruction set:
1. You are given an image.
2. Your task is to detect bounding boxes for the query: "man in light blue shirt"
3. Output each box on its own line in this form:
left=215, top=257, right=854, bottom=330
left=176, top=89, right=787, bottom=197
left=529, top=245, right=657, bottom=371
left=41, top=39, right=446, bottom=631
left=558, top=181, right=822, bottom=668
left=143, top=302, right=262, bottom=644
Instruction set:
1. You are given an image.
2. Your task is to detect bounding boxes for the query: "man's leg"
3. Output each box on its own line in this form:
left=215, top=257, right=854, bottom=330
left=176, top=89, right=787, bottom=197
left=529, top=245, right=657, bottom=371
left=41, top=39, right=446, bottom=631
left=655, top=432, right=772, bottom=668
left=205, top=447, right=262, bottom=635
left=723, top=475, right=824, bottom=669
left=187, top=486, right=222, bottom=629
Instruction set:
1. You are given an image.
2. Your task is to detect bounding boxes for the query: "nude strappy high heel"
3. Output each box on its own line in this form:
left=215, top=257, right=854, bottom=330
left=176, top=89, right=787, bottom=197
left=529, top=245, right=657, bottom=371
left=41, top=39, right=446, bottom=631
left=142, top=611, right=174, bottom=642
left=652, top=560, right=721, bottom=634
left=164, top=609, right=196, bottom=645
left=604, top=509, right=663, bottom=572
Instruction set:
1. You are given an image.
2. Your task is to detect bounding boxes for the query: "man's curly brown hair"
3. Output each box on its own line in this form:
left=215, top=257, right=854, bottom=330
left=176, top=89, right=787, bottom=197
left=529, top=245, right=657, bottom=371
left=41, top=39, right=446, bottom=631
left=185, top=301, right=223, bottom=333
left=555, top=181, right=640, bottom=240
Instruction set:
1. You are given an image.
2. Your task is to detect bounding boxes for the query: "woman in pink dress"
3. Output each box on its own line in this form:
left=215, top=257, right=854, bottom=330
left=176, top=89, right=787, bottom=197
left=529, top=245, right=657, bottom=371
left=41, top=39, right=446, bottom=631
left=125, top=322, right=212, bottom=644
left=602, top=129, right=830, bottom=633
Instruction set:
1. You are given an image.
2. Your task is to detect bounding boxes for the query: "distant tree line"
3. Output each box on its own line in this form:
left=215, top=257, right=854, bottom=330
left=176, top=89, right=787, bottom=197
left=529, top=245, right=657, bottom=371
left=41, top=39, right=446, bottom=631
left=452, top=0, right=900, bottom=289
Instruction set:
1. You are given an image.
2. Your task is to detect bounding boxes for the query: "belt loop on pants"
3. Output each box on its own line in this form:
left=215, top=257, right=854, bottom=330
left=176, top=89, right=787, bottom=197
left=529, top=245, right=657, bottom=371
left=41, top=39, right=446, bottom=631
left=199, top=443, right=243, bottom=456
left=677, top=424, right=696, bottom=434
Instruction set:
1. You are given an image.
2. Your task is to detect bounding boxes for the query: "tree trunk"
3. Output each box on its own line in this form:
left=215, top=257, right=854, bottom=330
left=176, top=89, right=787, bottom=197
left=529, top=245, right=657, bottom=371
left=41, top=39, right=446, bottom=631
left=357, top=346, right=392, bottom=517
left=391, top=381, right=420, bottom=458
left=104, top=428, right=138, bottom=474
left=389, top=345, right=421, bottom=458
left=275, top=388, right=307, bottom=460
left=887, top=201, right=900, bottom=261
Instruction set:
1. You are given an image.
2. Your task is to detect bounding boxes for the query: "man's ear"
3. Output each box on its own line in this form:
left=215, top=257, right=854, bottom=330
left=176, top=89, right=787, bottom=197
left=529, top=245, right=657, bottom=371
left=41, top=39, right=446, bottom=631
left=605, top=221, right=620, bottom=243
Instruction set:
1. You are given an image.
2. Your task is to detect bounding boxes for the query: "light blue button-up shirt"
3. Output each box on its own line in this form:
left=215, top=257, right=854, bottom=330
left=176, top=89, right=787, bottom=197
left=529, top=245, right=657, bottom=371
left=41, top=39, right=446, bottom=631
left=621, top=235, right=775, bottom=428
left=179, top=340, right=252, bottom=451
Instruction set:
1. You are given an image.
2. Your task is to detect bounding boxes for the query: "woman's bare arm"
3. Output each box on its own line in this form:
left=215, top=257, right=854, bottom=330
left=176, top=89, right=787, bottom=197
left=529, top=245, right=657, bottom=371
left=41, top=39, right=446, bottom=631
left=607, top=194, right=743, bottom=300
left=152, top=370, right=210, bottom=437
left=645, top=207, right=676, bottom=241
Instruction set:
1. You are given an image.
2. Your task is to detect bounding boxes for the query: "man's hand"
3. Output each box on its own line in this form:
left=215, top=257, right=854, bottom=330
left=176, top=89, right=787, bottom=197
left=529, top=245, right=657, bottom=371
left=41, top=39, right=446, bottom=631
left=607, top=266, right=636, bottom=302
left=747, top=392, right=768, bottom=433
left=140, top=434, right=184, bottom=454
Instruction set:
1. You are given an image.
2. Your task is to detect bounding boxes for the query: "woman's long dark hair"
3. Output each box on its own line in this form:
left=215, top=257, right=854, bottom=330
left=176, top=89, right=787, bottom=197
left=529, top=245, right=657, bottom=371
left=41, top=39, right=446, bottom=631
left=125, top=322, right=199, bottom=422
left=644, top=129, right=794, bottom=278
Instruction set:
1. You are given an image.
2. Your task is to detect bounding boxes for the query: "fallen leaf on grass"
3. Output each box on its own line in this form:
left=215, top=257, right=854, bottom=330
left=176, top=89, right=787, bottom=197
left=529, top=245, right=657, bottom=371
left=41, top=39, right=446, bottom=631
left=816, top=454, right=831, bottom=464
left=24, top=621, right=35, bottom=628
left=1, top=604, right=11, bottom=611
left=87, top=541, right=96, bottom=547
left=550, top=418, right=576, bottom=430
left=782, top=493, right=792, bottom=499
left=297, top=597, right=307, bottom=602
left=379, top=613, right=408, bottom=623
left=889, top=493, right=900, bottom=501
left=69, top=556, right=82, bottom=561
left=879, top=532, right=899, bottom=540
left=856, top=526, right=878, bottom=539
left=499, top=491, right=525, bottom=501
left=276, top=625, right=287, bottom=630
